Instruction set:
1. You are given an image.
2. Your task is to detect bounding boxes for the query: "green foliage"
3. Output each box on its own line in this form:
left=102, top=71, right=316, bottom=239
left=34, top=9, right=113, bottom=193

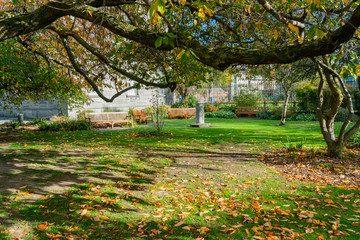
left=0, top=39, right=88, bottom=109
left=103, top=109, right=122, bottom=113
left=39, top=122, right=62, bottom=131
left=334, top=108, right=348, bottom=122
left=205, top=111, right=237, bottom=119
left=283, top=136, right=306, bottom=152
left=351, top=88, right=360, bottom=114
left=294, top=84, right=317, bottom=113
left=347, top=131, right=360, bottom=148
left=215, top=103, right=237, bottom=113
left=288, top=113, right=318, bottom=121
left=9, top=120, right=20, bottom=129
left=30, top=118, right=48, bottom=125
left=256, top=110, right=273, bottom=120
left=171, top=94, right=198, bottom=108
left=39, top=118, right=90, bottom=131
left=128, top=107, right=136, bottom=116
left=234, top=90, right=260, bottom=107
left=204, top=104, right=219, bottom=112
left=77, top=110, right=95, bottom=120
left=269, top=106, right=295, bottom=120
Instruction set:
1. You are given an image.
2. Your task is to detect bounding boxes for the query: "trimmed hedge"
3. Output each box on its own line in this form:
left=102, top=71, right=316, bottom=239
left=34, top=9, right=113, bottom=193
left=205, top=111, right=237, bottom=119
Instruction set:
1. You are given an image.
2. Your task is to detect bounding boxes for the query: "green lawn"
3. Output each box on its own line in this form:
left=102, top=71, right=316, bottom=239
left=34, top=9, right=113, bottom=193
left=0, top=119, right=358, bottom=239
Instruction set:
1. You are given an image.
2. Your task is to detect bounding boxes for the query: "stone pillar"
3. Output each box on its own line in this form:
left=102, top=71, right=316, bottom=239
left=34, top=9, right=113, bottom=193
left=18, top=114, right=24, bottom=125
left=190, top=102, right=211, bottom=128
left=196, top=102, right=205, bottom=124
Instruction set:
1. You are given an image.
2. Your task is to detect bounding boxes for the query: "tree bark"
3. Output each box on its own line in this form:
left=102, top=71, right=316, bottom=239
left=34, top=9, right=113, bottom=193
left=327, top=141, right=345, bottom=159
left=280, top=90, right=290, bottom=126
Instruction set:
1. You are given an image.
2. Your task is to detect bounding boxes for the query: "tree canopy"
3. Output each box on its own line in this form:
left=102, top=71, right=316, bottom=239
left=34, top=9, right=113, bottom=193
left=0, top=0, right=359, bottom=70
left=1, top=0, right=360, bottom=106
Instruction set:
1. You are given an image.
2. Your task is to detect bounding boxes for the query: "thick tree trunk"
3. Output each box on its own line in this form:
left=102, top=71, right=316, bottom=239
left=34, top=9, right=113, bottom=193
left=327, top=141, right=344, bottom=159
left=280, top=91, right=290, bottom=126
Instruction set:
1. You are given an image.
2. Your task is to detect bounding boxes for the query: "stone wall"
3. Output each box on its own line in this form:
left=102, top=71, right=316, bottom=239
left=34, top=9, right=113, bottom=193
left=0, top=100, right=67, bottom=119
left=68, top=88, right=164, bottom=118
left=0, top=87, right=174, bottom=120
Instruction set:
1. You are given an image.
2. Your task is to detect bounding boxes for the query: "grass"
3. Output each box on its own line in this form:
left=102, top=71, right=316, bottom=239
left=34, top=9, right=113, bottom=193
left=0, top=119, right=359, bottom=239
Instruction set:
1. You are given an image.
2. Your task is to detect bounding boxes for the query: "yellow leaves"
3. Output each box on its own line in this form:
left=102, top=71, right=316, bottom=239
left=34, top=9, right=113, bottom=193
left=288, top=22, right=299, bottom=33
left=197, top=226, right=210, bottom=234
left=273, top=30, right=279, bottom=40
left=297, top=34, right=304, bottom=43
left=98, top=215, right=110, bottom=220
left=314, top=0, right=321, bottom=6
left=324, top=199, right=334, bottom=204
left=180, top=0, right=186, bottom=6
left=194, top=19, right=198, bottom=27
left=176, top=49, right=186, bottom=61
left=198, top=8, right=205, bottom=19
left=355, top=64, right=360, bottom=76
left=251, top=226, right=263, bottom=233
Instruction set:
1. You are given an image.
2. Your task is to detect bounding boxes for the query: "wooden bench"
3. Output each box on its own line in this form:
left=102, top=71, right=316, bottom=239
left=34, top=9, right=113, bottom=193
left=85, top=112, right=133, bottom=128
left=168, top=108, right=196, bottom=119
left=132, top=110, right=153, bottom=125
left=235, top=106, right=268, bottom=117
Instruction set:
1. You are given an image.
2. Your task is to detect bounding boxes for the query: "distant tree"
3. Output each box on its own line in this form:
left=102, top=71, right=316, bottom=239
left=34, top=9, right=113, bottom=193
left=0, top=39, right=87, bottom=109
left=269, top=61, right=316, bottom=126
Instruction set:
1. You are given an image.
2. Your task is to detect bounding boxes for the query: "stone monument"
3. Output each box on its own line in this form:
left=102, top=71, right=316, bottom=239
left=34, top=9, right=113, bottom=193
left=190, top=102, right=212, bottom=128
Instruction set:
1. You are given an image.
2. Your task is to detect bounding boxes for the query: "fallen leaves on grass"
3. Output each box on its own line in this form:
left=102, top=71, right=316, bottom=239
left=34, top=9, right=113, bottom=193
left=259, top=148, right=360, bottom=190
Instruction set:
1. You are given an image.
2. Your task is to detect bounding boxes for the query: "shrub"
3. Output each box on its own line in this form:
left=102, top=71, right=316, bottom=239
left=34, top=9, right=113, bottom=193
left=39, top=119, right=90, bottom=131
left=234, top=92, right=259, bottom=107
left=39, top=122, right=62, bottom=131
left=256, top=110, right=273, bottom=120
left=294, top=83, right=317, bottom=113
left=171, top=94, right=198, bottom=108
left=205, top=111, right=237, bottom=119
left=347, top=131, right=360, bottom=148
left=77, top=110, right=95, bottom=120
left=74, top=120, right=91, bottom=130
left=288, top=113, right=318, bottom=121
left=30, top=118, right=48, bottom=125
left=204, top=104, right=219, bottom=112
left=216, top=103, right=237, bottom=113
left=146, top=105, right=170, bottom=116
left=351, top=88, right=360, bottom=114
left=9, top=120, right=20, bottom=129
left=335, top=107, right=349, bottom=122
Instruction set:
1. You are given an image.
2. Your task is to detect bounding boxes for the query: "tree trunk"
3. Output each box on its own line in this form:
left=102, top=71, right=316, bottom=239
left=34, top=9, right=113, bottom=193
left=327, top=141, right=344, bottom=159
left=280, top=90, right=290, bottom=126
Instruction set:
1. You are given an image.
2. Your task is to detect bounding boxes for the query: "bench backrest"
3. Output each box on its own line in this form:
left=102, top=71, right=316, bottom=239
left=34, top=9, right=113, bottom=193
left=236, top=106, right=267, bottom=112
left=168, top=108, right=196, bottom=114
left=132, top=110, right=148, bottom=118
left=86, top=112, right=129, bottom=121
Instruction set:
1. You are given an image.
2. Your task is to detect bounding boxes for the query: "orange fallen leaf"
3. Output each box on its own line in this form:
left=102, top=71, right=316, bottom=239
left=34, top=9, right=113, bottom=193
left=38, top=224, right=48, bottom=230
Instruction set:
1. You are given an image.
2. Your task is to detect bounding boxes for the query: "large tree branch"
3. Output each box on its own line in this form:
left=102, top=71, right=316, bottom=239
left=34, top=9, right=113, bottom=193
left=1, top=1, right=360, bottom=70
left=59, top=34, right=139, bottom=103
left=50, top=26, right=176, bottom=90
